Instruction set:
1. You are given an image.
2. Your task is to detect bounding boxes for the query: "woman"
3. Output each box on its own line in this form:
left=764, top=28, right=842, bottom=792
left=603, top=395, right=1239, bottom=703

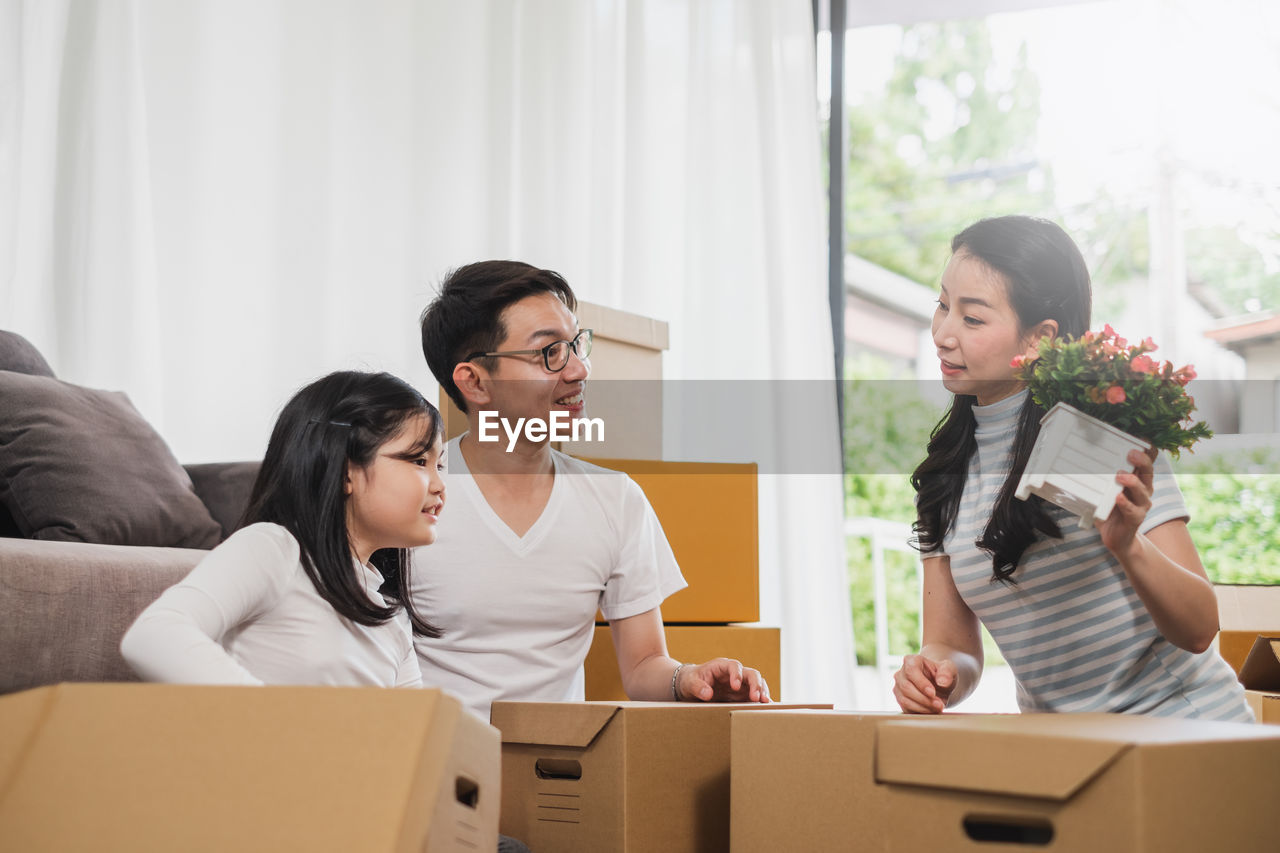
left=893, top=215, right=1251, bottom=721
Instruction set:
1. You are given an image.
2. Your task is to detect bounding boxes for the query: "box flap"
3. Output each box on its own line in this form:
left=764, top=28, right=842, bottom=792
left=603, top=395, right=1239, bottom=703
left=876, top=716, right=1131, bottom=801
left=1240, top=636, right=1280, bottom=691
left=490, top=701, right=622, bottom=747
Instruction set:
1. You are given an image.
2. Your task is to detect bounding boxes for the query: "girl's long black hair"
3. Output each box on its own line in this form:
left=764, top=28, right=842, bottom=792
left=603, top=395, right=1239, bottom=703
left=239, top=370, right=442, bottom=637
left=912, top=216, right=1092, bottom=582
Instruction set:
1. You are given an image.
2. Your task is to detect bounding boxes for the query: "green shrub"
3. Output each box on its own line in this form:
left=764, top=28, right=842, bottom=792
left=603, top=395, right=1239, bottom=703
left=1175, top=447, right=1280, bottom=585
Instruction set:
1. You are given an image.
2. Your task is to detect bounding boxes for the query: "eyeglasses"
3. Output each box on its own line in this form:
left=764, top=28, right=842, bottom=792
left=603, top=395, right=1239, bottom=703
left=465, top=329, right=593, bottom=373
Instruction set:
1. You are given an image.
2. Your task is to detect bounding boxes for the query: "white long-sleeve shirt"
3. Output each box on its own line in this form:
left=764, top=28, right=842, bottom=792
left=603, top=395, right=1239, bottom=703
left=121, top=522, right=421, bottom=687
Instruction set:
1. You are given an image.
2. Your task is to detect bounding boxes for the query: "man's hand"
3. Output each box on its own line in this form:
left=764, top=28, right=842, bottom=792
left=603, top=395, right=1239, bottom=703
left=892, top=654, right=957, bottom=713
left=676, top=657, right=771, bottom=703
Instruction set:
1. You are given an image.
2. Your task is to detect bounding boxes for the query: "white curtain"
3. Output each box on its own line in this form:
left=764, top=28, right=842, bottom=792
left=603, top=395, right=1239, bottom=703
left=0, top=0, right=857, bottom=706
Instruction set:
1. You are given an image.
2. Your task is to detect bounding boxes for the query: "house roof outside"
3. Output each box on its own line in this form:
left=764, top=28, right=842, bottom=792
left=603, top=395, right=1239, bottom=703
left=843, top=254, right=935, bottom=323
left=1205, top=311, right=1280, bottom=350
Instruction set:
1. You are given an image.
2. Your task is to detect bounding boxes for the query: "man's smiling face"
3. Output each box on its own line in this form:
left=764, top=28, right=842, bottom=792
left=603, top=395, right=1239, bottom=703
left=482, top=291, right=590, bottom=435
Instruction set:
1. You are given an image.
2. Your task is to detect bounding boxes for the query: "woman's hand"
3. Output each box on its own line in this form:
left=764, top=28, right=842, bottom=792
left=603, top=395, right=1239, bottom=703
left=1096, top=448, right=1157, bottom=559
left=893, top=654, right=957, bottom=714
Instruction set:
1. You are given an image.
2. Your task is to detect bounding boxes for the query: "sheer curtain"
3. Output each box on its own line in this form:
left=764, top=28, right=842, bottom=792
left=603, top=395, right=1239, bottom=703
left=0, top=0, right=856, bottom=706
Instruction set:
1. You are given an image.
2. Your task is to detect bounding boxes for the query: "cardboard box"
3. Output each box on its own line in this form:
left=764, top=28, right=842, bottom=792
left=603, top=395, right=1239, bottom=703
left=559, top=302, right=668, bottom=459
left=584, top=624, right=780, bottom=701
left=876, top=713, right=1280, bottom=852
left=491, top=701, right=829, bottom=853
left=1245, top=690, right=1280, bottom=724
left=1219, top=629, right=1265, bottom=676
left=1215, top=583, right=1280, bottom=633
left=586, top=458, right=759, bottom=623
left=0, top=684, right=500, bottom=852
left=731, top=709, right=910, bottom=853
left=1240, top=635, right=1280, bottom=725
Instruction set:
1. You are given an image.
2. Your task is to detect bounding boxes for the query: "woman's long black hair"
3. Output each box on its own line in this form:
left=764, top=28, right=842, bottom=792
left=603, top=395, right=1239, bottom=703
left=912, top=216, right=1092, bottom=582
left=239, top=370, right=442, bottom=637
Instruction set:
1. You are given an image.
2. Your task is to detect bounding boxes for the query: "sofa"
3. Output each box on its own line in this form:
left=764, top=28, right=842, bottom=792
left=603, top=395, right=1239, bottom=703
left=0, top=330, right=258, bottom=693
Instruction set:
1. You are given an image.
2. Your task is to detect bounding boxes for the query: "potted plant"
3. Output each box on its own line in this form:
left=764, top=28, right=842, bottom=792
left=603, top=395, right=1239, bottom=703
left=1011, top=325, right=1213, bottom=527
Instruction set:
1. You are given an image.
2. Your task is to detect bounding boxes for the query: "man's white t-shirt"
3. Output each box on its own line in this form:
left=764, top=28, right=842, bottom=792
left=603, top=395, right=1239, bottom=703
left=411, top=436, right=687, bottom=719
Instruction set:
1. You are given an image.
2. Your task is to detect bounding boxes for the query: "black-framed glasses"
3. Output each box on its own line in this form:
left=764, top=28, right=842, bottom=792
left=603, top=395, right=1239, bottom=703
left=465, top=329, right=593, bottom=373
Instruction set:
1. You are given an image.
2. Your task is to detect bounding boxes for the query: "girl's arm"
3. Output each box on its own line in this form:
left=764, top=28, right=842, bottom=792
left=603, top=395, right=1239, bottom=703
left=1099, top=450, right=1218, bottom=653
left=893, top=555, right=984, bottom=713
left=395, top=614, right=424, bottom=688
left=120, top=525, right=293, bottom=684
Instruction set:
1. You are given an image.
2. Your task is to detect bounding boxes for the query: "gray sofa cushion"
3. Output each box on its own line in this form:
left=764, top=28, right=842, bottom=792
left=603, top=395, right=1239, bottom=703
left=0, top=371, right=223, bottom=548
left=0, top=330, right=56, bottom=379
left=0, top=539, right=202, bottom=692
left=0, top=331, right=54, bottom=536
left=184, top=461, right=262, bottom=539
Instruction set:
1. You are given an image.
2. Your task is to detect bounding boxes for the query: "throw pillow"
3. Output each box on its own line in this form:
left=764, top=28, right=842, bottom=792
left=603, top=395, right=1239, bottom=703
left=0, top=371, right=223, bottom=548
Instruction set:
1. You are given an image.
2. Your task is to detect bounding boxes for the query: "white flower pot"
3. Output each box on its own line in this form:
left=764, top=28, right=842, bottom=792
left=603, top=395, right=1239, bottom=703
left=1014, top=402, right=1150, bottom=529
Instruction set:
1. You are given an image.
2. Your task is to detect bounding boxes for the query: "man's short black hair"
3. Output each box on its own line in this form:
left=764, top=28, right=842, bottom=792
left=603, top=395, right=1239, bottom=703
left=420, top=260, right=578, bottom=413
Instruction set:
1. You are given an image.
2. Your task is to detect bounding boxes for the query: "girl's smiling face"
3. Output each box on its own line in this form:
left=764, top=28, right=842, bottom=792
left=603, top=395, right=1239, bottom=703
left=344, top=415, right=446, bottom=564
left=931, top=251, right=1056, bottom=406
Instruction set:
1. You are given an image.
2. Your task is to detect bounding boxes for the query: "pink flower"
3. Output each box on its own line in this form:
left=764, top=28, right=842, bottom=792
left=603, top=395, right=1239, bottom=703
left=1010, top=354, right=1028, bottom=368
left=1173, top=365, right=1197, bottom=386
left=1106, top=385, right=1127, bottom=404
left=1130, top=354, right=1157, bottom=374
left=1141, top=336, right=1157, bottom=352
left=1082, top=330, right=1097, bottom=343
left=1103, top=323, right=1118, bottom=338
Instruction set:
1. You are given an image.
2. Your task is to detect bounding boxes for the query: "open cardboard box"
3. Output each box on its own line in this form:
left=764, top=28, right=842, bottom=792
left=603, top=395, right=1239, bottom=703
left=1239, top=635, right=1280, bottom=724
left=1215, top=584, right=1280, bottom=675
left=491, top=700, right=829, bottom=853
left=875, top=713, right=1280, bottom=852
left=0, top=684, right=500, bottom=852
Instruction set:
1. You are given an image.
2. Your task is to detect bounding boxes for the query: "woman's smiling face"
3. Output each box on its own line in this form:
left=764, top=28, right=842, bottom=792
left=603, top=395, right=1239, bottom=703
left=931, top=251, right=1048, bottom=406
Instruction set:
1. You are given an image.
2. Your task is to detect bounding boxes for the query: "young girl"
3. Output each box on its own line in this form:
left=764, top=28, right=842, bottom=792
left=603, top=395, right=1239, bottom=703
left=121, top=370, right=445, bottom=687
left=893, top=215, right=1252, bottom=722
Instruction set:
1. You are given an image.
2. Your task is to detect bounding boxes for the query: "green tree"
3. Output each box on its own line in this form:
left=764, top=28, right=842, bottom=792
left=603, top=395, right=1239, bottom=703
left=843, top=355, right=943, bottom=664
left=845, top=20, right=1053, bottom=285
left=1175, top=448, right=1280, bottom=584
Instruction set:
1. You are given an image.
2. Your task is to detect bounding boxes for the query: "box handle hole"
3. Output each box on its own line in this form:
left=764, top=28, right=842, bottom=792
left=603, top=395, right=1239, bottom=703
left=963, top=815, right=1054, bottom=845
left=535, top=759, right=583, bottom=781
left=455, top=776, right=479, bottom=809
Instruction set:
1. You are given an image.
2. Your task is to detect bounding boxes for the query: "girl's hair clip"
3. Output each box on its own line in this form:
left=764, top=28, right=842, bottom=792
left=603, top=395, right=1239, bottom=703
left=308, top=418, right=353, bottom=427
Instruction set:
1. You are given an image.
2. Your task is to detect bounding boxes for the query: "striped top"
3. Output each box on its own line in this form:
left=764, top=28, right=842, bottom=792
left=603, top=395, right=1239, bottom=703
left=936, top=391, right=1252, bottom=722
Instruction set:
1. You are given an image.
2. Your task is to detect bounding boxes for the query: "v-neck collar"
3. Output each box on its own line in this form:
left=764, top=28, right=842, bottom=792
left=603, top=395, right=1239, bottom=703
left=452, top=435, right=563, bottom=555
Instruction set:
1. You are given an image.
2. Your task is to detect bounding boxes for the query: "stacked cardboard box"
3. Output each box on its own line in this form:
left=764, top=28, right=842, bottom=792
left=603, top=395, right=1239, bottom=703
left=585, top=624, right=780, bottom=703
left=582, top=457, right=777, bottom=699
left=0, top=684, right=500, bottom=851
left=493, top=701, right=828, bottom=853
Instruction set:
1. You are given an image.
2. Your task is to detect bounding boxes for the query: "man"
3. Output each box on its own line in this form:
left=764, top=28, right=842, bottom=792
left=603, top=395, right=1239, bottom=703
left=413, top=260, right=770, bottom=719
